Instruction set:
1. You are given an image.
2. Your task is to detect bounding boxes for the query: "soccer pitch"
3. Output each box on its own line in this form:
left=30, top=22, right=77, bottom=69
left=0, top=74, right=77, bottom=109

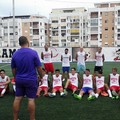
left=0, top=62, right=120, bottom=120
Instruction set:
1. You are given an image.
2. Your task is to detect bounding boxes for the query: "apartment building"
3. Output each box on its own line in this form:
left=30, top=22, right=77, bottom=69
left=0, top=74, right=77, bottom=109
left=88, top=1, right=120, bottom=47
left=22, top=15, right=49, bottom=47
left=49, top=8, right=88, bottom=47
left=0, top=18, right=3, bottom=46
left=0, top=15, right=49, bottom=47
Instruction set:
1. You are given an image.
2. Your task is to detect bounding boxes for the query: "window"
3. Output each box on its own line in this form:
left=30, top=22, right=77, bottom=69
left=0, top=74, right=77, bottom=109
left=52, top=20, right=58, bottom=23
left=90, top=19, right=98, bottom=26
left=4, top=26, right=8, bottom=29
left=112, top=27, right=114, bottom=30
left=105, top=27, right=108, bottom=31
left=61, top=19, right=66, bottom=22
left=10, top=26, right=13, bottom=28
left=118, top=18, right=120, bottom=24
left=118, top=29, right=120, bottom=32
left=10, top=33, right=13, bottom=35
left=105, top=20, right=108, bottom=23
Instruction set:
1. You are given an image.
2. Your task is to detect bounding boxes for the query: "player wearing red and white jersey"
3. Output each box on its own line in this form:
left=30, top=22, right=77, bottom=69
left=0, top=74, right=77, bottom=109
left=0, top=69, right=10, bottom=97
left=94, top=47, right=105, bottom=74
left=64, top=68, right=81, bottom=95
left=94, top=71, right=112, bottom=98
left=108, top=68, right=120, bottom=99
left=49, top=69, right=65, bottom=97
left=41, top=44, right=54, bottom=73
left=36, top=68, right=49, bottom=97
left=74, top=69, right=95, bottom=100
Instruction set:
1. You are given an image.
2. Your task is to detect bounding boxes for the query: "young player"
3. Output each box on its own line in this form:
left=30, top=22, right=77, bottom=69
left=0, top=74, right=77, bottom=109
left=49, top=69, right=65, bottom=97
left=94, top=71, right=112, bottom=98
left=94, top=47, right=105, bottom=74
left=64, top=68, right=80, bottom=95
left=61, top=48, right=71, bottom=81
left=108, top=68, right=120, bottom=99
left=74, top=69, right=95, bottom=100
left=0, top=69, right=10, bottom=97
left=76, top=47, right=87, bottom=73
left=41, top=44, right=54, bottom=74
left=36, top=68, right=49, bottom=97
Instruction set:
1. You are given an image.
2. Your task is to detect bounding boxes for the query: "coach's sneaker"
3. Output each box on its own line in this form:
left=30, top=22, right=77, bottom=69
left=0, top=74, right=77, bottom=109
left=87, top=95, right=96, bottom=101
left=74, top=94, right=82, bottom=100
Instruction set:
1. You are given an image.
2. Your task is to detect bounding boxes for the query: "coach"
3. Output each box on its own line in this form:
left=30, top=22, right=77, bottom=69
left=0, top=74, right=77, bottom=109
left=11, top=36, right=42, bottom=120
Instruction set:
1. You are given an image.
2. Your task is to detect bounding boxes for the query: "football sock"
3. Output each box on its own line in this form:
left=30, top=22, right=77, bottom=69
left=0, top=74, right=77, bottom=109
left=1, top=89, right=6, bottom=95
left=107, top=89, right=112, bottom=97
left=95, top=93, right=99, bottom=98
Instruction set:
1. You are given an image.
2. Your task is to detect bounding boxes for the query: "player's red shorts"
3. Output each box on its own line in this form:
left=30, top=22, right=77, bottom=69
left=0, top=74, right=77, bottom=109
left=53, top=86, right=62, bottom=92
left=39, top=86, right=48, bottom=91
left=110, top=86, right=120, bottom=91
left=97, top=87, right=104, bottom=91
left=44, top=63, right=54, bottom=73
left=0, top=88, right=4, bottom=93
left=68, top=84, right=78, bottom=91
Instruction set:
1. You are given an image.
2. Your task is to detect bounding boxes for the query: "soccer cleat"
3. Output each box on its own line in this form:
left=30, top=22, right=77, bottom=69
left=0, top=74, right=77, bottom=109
left=112, top=91, right=118, bottom=96
left=48, top=93, right=56, bottom=98
left=87, top=95, right=96, bottom=101
left=60, top=93, right=66, bottom=97
left=74, top=94, right=82, bottom=100
left=116, top=96, right=119, bottom=99
left=112, top=96, right=115, bottom=99
left=64, top=89, right=68, bottom=95
left=101, top=91, right=108, bottom=96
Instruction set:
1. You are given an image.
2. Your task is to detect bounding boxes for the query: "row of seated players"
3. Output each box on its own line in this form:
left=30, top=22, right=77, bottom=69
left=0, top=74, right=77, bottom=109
left=36, top=67, right=120, bottom=100
left=0, top=68, right=120, bottom=100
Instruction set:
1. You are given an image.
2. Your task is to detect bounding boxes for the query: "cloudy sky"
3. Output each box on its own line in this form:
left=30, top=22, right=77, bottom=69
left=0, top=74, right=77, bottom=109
left=0, top=0, right=118, bottom=18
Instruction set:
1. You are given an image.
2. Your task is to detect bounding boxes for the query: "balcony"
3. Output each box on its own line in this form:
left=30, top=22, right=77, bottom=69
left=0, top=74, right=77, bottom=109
left=118, top=10, right=120, bottom=17
left=70, top=29, right=79, bottom=33
left=90, top=12, right=98, bottom=18
left=90, top=34, right=98, bottom=40
left=116, top=40, right=120, bottom=45
left=33, top=22, right=39, bottom=29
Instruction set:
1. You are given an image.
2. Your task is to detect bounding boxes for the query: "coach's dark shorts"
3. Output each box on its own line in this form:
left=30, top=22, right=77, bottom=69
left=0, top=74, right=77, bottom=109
left=94, top=66, right=103, bottom=72
left=15, top=80, right=38, bottom=98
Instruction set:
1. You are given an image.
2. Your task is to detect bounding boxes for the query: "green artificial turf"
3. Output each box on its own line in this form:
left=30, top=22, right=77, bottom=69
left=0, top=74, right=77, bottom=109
left=0, top=62, right=120, bottom=120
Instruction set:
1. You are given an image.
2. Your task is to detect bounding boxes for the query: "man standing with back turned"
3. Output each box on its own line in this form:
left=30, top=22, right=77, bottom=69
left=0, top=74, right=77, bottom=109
left=11, top=36, right=42, bottom=120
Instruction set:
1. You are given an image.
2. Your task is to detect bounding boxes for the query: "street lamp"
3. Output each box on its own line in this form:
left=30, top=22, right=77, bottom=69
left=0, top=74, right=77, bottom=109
left=13, top=0, right=15, bottom=47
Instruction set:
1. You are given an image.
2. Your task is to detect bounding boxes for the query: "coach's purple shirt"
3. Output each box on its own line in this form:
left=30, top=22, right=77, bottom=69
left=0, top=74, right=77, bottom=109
left=11, top=48, right=42, bottom=81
